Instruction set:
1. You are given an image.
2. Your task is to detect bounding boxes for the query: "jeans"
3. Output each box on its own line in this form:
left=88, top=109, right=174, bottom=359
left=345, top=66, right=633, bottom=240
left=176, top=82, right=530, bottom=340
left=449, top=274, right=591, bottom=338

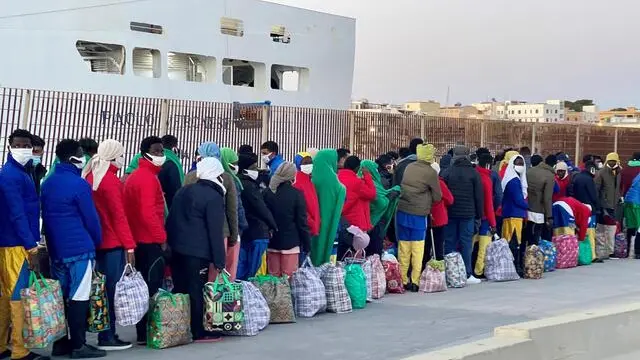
left=95, top=248, right=126, bottom=343
left=444, top=218, right=475, bottom=277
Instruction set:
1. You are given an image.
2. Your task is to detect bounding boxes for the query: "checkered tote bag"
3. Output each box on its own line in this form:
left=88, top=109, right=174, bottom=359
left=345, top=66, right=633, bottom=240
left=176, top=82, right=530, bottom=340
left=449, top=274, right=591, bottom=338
left=368, top=255, right=386, bottom=300
left=114, top=264, right=149, bottom=327
left=318, top=263, right=352, bottom=314
left=291, top=257, right=327, bottom=318
left=223, top=281, right=270, bottom=336
left=484, top=239, right=520, bottom=282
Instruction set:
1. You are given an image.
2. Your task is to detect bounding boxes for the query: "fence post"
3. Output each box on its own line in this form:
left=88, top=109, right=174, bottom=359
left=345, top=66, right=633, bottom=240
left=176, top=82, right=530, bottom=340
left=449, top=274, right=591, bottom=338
left=349, top=111, right=356, bottom=151
left=614, top=127, right=619, bottom=153
left=574, top=126, right=581, bottom=165
left=420, top=116, right=426, bottom=140
left=531, top=123, right=536, bottom=153
left=21, top=90, right=32, bottom=129
left=261, top=104, right=270, bottom=147
left=159, top=99, right=169, bottom=136
left=480, top=120, right=486, bottom=147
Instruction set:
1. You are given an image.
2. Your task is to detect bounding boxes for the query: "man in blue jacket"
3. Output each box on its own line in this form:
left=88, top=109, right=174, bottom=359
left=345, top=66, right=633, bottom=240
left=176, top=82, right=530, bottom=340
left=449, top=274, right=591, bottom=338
left=41, top=139, right=105, bottom=359
left=0, top=129, right=50, bottom=360
left=260, top=140, right=285, bottom=178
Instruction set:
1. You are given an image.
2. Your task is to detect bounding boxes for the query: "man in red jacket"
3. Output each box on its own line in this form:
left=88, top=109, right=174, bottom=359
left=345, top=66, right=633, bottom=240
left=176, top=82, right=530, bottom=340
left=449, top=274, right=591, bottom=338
left=123, top=136, right=167, bottom=346
left=473, top=153, right=496, bottom=277
left=424, top=163, right=454, bottom=268
left=82, top=139, right=136, bottom=351
left=336, top=156, right=376, bottom=259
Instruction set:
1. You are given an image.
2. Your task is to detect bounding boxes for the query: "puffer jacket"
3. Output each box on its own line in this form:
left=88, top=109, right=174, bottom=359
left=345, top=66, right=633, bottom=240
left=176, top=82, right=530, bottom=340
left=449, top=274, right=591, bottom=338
left=443, top=158, right=483, bottom=219
left=338, top=169, right=377, bottom=231
left=398, top=160, right=442, bottom=217
left=41, top=163, right=102, bottom=260
left=527, top=163, right=556, bottom=219
left=625, top=173, right=640, bottom=205
left=0, top=154, right=40, bottom=250
left=595, top=166, right=621, bottom=210
left=239, top=174, right=278, bottom=241
left=264, top=182, right=311, bottom=252
left=621, top=161, right=640, bottom=197
left=123, top=159, right=166, bottom=244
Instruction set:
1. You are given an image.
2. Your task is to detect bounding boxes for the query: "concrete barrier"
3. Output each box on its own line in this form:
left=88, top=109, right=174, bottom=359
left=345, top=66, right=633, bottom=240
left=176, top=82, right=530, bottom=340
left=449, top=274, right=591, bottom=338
left=404, top=302, right=640, bottom=360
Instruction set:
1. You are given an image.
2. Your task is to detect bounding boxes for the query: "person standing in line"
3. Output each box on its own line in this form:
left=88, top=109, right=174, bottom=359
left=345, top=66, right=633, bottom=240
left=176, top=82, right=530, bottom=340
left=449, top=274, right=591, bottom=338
left=500, top=154, right=528, bottom=275
left=375, top=154, right=395, bottom=190
left=236, top=152, right=278, bottom=280
left=0, top=130, right=50, bottom=360
left=336, top=148, right=351, bottom=170
left=264, top=162, right=311, bottom=277
left=595, top=152, right=622, bottom=259
left=42, top=139, right=105, bottom=359
left=336, top=156, right=377, bottom=259
left=397, top=144, right=441, bottom=291
left=476, top=148, right=503, bottom=213
left=157, top=135, right=184, bottom=210
left=520, top=146, right=532, bottom=169
left=525, top=154, right=556, bottom=251
left=424, top=162, right=453, bottom=267
left=569, top=161, right=600, bottom=261
left=310, top=149, right=346, bottom=266
left=443, top=146, right=483, bottom=284
left=393, top=138, right=423, bottom=186
left=167, top=157, right=226, bottom=343
left=473, top=153, right=496, bottom=277
left=553, top=161, right=571, bottom=202
left=260, top=141, right=285, bottom=177
left=29, top=135, right=48, bottom=196
left=123, top=136, right=167, bottom=346
left=82, top=139, right=135, bottom=351
left=293, top=152, right=321, bottom=239
left=621, top=152, right=640, bottom=258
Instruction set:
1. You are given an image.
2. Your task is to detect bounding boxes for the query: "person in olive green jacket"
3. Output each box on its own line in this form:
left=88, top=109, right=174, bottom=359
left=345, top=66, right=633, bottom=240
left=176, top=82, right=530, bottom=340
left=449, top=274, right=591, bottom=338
left=595, top=152, right=622, bottom=258
left=526, top=154, right=556, bottom=247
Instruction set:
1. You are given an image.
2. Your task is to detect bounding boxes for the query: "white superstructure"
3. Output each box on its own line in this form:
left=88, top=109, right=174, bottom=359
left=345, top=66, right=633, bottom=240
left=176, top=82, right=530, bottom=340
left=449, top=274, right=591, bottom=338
left=0, top=0, right=356, bottom=109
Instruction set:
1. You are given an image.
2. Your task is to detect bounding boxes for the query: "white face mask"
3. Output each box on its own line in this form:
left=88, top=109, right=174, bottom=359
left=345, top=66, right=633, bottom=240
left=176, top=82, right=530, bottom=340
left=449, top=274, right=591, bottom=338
left=262, top=153, right=273, bottom=164
left=597, top=162, right=604, bottom=169
left=607, top=163, right=618, bottom=169
left=10, top=147, right=33, bottom=166
left=514, top=165, right=525, bottom=174
left=229, top=164, right=239, bottom=174
left=147, top=154, right=166, bottom=167
left=70, top=156, right=87, bottom=169
left=300, top=164, right=313, bottom=175
left=245, top=169, right=259, bottom=181
left=111, top=155, right=125, bottom=169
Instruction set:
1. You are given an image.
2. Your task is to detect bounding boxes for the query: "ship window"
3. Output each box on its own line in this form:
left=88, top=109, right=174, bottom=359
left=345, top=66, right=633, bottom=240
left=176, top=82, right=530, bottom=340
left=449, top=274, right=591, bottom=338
left=270, top=25, right=291, bottom=44
left=168, top=52, right=216, bottom=83
left=270, top=65, right=309, bottom=92
left=223, top=59, right=266, bottom=88
left=130, top=21, right=163, bottom=35
left=76, top=40, right=125, bottom=75
left=133, top=48, right=161, bottom=78
left=221, top=17, right=244, bottom=37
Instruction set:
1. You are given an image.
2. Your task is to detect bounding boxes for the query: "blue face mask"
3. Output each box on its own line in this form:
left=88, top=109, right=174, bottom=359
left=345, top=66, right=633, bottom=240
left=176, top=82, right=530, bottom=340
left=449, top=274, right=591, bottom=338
left=32, top=156, right=42, bottom=166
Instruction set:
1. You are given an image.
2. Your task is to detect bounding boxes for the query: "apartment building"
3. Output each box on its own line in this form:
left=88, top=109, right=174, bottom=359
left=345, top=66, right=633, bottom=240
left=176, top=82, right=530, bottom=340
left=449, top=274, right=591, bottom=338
left=403, top=100, right=441, bottom=115
left=495, top=100, right=565, bottom=122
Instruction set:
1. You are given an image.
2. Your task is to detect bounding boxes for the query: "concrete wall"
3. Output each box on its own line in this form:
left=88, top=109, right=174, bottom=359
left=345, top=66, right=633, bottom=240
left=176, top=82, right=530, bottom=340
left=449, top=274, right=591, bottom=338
left=404, top=302, right=640, bottom=360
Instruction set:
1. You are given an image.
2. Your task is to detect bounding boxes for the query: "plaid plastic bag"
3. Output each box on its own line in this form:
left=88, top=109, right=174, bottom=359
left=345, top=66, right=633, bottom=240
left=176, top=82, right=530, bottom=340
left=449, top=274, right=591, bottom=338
left=250, top=275, right=296, bottom=323
left=114, top=264, right=149, bottom=327
left=538, top=240, right=557, bottom=272
left=368, top=255, right=386, bottom=299
left=484, top=239, right=520, bottom=282
left=317, top=263, right=352, bottom=314
left=147, top=290, right=192, bottom=349
left=223, top=281, right=269, bottom=336
left=203, top=271, right=244, bottom=332
left=444, top=252, right=467, bottom=288
left=21, top=272, right=66, bottom=348
left=291, top=257, right=326, bottom=318
left=88, top=271, right=110, bottom=333
left=553, top=234, right=579, bottom=269
left=419, top=259, right=447, bottom=293
left=362, top=258, right=373, bottom=302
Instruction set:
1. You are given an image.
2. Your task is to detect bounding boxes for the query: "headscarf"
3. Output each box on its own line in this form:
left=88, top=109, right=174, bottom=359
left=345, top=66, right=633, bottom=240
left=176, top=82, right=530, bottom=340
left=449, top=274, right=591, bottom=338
left=125, top=149, right=185, bottom=184
left=311, top=149, right=346, bottom=266
left=294, top=151, right=312, bottom=170
left=501, top=154, right=528, bottom=198
left=220, top=147, right=243, bottom=190
left=606, top=152, right=620, bottom=164
left=269, top=162, right=296, bottom=193
left=555, top=161, right=568, bottom=172
left=82, top=139, right=124, bottom=191
left=416, top=144, right=435, bottom=163
left=196, top=157, right=226, bottom=194
left=499, top=150, right=520, bottom=178
left=431, top=162, right=441, bottom=175
left=359, top=160, right=401, bottom=231
left=198, top=142, right=221, bottom=159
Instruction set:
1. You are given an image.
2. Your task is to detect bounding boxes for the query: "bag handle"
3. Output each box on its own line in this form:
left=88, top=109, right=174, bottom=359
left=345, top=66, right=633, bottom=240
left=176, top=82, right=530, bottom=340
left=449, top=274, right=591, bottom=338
left=429, top=226, right=436, bottom=260
left=29, top=271, right=51, bottom=294
left=118, top=263, right=135, bottom=282
left=156, top=288, right=177, bottom=306
left=341, top=249, right=355, bottom=261
left=301, top=256, right=313, bottom=268
left=212, top=270, right=233, bottom=294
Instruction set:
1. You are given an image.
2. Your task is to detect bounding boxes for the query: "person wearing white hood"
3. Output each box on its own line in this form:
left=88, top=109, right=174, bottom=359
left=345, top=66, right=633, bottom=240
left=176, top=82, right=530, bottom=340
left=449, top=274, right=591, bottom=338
left=501, top=154, right=529, bottom=276
left=167, top=157, right=226, bottom=343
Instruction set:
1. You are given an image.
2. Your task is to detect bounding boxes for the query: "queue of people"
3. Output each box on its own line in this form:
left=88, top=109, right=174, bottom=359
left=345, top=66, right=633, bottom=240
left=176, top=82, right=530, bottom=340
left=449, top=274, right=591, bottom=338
left=1, top=128, right=639, bottom=360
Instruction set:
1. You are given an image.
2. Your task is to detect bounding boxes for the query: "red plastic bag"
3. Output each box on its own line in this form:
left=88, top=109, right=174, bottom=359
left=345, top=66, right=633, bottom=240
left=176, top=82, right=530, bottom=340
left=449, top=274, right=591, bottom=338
left=382, top=259, right=404, bottom=294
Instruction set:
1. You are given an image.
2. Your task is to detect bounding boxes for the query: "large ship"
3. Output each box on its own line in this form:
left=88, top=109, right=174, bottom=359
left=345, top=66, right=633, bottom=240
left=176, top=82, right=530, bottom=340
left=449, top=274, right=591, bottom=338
left=0, top=0, right=356, bottom=109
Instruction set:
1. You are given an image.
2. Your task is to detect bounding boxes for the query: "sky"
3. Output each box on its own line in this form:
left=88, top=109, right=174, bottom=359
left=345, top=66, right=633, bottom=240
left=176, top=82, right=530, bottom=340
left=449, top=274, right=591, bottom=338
left=269, top=0, right=639, bottom=109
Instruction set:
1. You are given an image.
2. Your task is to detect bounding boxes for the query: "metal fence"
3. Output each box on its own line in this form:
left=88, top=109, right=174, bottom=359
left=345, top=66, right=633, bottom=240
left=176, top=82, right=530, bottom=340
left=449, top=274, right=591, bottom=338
left=2, top=86, right=639, bottom=172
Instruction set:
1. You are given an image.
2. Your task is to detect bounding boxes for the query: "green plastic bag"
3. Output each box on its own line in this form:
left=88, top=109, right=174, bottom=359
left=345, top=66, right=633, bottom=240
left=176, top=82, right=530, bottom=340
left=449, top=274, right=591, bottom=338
left=343, top=263, right=367, bottom=309
left=147, top=290, right=193, bottom=349
left=578, top=239, right=592, bottom=266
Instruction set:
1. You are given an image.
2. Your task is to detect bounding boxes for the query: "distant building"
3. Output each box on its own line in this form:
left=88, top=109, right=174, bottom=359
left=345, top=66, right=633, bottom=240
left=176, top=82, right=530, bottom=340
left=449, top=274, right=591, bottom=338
left=403, top=100, right=441, bottom=115
left=497, top=100, right=565, bottom=123
left=472, top=101, right=502, bottom=119
left=350, top=99, right=403, bottom=114
left=582, top=105, right=599, bottom=123
left=439, top=105, right=481, bottom=119
left=599, top=107, right=640, bottom=123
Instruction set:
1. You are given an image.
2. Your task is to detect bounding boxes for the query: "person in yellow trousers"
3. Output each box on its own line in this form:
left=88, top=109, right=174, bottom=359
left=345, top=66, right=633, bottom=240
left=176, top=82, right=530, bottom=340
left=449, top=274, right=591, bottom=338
left=396, top=144, right=442, bottom=292
left=501, top=154, right=529, bottom=276
left=0, top=129, right=50, bottom=360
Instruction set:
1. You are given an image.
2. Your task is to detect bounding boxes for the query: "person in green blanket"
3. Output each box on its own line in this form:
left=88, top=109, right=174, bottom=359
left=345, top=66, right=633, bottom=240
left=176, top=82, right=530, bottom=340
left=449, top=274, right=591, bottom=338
left=359, top=159, right=401, bottom=256
left=310, top=149, right=346, bottom=266
left=125, top=135, right=184, bottom=210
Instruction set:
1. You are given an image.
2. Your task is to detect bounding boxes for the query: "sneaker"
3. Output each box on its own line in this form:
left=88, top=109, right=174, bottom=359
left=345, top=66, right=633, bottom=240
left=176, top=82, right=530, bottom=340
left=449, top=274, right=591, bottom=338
left=14, top=353, right=50, bottom=360
left=136, top=335, right=147, bottom=346
left=71, top=345, right=107, bottom=359
left=410, top=284, right=419, bottom=293
left=97, top=338, right=133, bottom=351
left=403, top=283, right=412, bottom=292
left=467, top=275, right=482, bottom=285
left=0, top=350, right=10, bottom=360
left=593, top=258, right=604, bottom=263
left=52, top=337, right=72, bottom=357
left=636, top=254, right=640, bottom=260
